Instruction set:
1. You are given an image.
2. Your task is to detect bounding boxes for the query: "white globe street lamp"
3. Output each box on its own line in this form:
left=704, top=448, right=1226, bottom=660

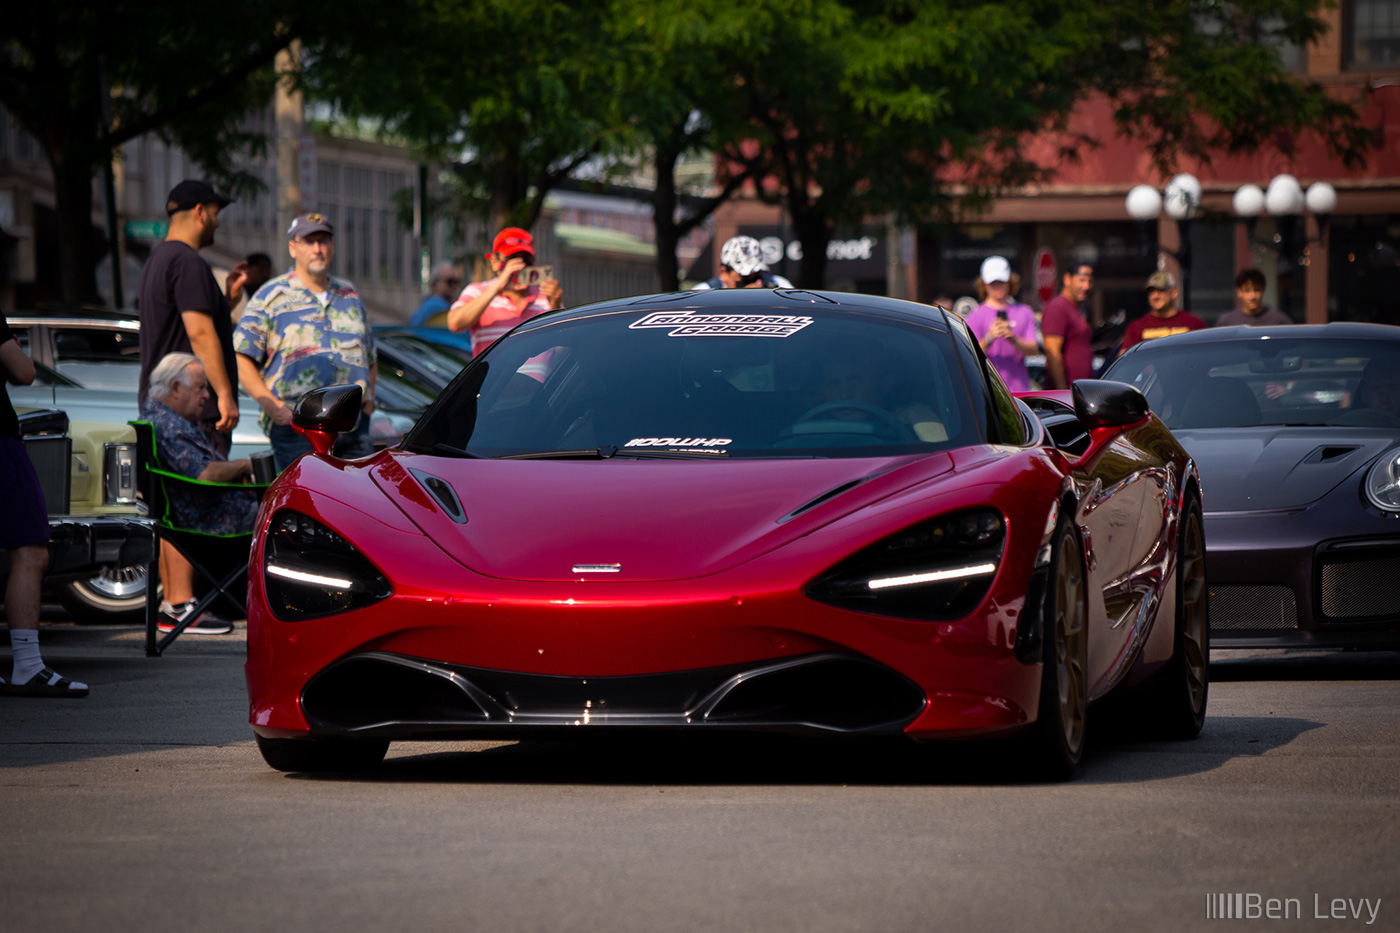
left=1232, top=174, right=1338, bottom=319
left=1123, top=174, right=1200, bottom=308
left=1164, top=173, right=1203, bottom=220
left=1125, top=185, right=1163, bottom=221
left=1305, top=181, right=1338, bottom=216
left=1232, top=184, right=1265, bottom=218
left=1264, top=174, right=1306, bottom=216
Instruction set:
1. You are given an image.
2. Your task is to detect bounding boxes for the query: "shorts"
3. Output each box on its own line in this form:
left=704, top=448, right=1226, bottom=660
left=0, top=435, right=50, bottom=549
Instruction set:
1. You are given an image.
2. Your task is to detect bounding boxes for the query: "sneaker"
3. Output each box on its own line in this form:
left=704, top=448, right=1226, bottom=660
left=157, top=600, right=235, bottom=635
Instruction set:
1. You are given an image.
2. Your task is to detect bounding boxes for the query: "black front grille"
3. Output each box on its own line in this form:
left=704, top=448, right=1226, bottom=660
left=1320, top=553, right=1400, bottom=619
left=1210, top=585, right=1298, bottom=631
left=301, top=652, right=926, bottom=737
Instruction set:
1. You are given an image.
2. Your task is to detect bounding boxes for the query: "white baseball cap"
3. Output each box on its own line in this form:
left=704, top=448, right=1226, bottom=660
left=720, top=236, right=768, bottom=277
left=980, top=256, right=1012, bottom=284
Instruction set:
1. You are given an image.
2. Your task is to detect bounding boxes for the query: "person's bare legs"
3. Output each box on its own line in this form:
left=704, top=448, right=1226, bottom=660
left=159, top=539, right=195, bottom=605
left=5, top=543, right=45, bottom=634
left=5, top=543, right=86, bottom=694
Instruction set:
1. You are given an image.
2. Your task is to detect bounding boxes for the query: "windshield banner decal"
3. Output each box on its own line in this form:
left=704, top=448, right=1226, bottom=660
left=629, top=311, right=813, bottom=338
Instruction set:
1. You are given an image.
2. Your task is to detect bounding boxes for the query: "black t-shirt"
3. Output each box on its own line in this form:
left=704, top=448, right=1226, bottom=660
left=1, top=313, right=21, bottom=438
left=136, top=240, right=236, bottom=423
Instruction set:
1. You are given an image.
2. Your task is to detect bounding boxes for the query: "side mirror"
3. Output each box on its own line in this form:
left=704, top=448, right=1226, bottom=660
left=1072, top=379, right=1149, bottom=428
left=292, top=385, right=363, bottom=455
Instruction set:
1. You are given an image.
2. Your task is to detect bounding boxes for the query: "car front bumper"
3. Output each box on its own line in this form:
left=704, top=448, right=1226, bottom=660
left=1205, top=491, right=1400, bottom=648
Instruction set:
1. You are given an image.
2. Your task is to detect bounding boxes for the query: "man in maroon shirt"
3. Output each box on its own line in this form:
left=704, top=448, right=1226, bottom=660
left=1041, top=262, right=1095, bottom=390
left=1122, top=271, right=1207, bottom=349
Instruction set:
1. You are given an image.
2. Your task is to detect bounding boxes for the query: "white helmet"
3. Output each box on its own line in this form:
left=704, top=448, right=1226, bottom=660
left=720, top=236, right=768, bottom=278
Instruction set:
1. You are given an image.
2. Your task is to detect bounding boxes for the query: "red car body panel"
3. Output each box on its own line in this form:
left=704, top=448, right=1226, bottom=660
left=246, top=427, right=1188, bottom=740
left=243, top=292, right=1199, bottom=759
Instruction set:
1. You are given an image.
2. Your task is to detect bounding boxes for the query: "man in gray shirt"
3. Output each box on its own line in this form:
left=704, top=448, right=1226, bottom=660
left=1216, top=267, right=1292, bottom=326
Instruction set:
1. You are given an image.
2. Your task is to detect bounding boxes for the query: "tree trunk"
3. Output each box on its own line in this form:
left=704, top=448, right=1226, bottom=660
left=50, top=149, right=102, bottom=306
left=488, top=160, right=513, bottom=236
left=651, top=146, right=682, bottom=292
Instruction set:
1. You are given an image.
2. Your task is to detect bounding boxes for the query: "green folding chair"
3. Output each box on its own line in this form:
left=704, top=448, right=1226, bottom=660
left=129, top=421, right=270, bottom=656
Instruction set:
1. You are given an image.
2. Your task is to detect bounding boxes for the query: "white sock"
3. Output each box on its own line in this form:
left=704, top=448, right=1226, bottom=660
left=10, top=629, right=44, bottom=685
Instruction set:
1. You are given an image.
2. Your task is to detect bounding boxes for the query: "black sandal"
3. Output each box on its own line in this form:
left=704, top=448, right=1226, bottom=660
left=4, top=668, right=89, bottom=698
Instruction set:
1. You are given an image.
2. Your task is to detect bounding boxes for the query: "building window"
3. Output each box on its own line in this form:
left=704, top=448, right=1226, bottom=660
left=1346, top=0, right=1400, bottom=69
left=1258, top=15, right=1308, bottom=72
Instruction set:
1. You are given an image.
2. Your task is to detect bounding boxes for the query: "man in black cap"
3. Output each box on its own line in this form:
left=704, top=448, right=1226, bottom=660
left=136, top=180, right=248, bottom=634
left=137, top=179, right=245, bottom=449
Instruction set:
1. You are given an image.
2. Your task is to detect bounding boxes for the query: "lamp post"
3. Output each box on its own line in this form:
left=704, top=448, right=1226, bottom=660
left=1125, top=173, right=1200, bottom=311
left=1231, top=175, right=1336, bottom=320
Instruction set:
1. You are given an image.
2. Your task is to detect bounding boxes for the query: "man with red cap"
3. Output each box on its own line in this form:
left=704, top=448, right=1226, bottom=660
left=446, top=227, right=564, bottom=356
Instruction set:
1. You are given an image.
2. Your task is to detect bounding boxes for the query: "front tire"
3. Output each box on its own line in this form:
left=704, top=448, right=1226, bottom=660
left=1141, top=492, right=1210, bottom=738
left=256, top=735, right=390, bottom=773
left=1024, top=519, right=1088, bottom=781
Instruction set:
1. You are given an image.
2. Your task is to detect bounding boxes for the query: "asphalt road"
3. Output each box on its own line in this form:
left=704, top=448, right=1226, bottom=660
left=3, top=618, right=1397, bottom=933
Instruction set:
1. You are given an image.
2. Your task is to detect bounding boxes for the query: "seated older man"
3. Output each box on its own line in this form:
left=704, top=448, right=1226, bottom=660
left=140, top=352, right=260, bottom=634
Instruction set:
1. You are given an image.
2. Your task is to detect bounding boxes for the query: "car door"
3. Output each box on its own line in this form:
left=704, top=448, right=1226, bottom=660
left=1070, top=417, right=1176, bottom=697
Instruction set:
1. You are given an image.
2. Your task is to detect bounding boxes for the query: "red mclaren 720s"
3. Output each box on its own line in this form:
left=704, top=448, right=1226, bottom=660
left=245, top=288, right=1208, bottom=779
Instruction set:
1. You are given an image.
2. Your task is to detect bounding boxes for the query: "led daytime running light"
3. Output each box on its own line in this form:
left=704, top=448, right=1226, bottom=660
left=266, top=563, right=356, bottom=589
left=867, top=562, right=998, bottom=591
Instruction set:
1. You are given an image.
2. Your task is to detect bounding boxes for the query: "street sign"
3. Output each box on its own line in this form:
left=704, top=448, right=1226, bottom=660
left=1034, top=247, right=1057, bottom=306
left=124, top=219, right=169, bottom=241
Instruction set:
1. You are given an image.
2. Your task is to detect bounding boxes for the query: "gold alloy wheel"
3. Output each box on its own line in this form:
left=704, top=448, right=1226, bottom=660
left=1178, top=505, right=1209, bottom=715
left=1054, top=527, right=1088, bottom=758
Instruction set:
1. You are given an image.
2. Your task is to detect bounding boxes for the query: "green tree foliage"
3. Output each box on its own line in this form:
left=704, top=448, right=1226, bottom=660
left=302, top=0, right=630, bottom=258
left=724, top=0, right=1374, bottom=287
left=3, top=0, right=1375, bottom=302
left=604, top=2, right=774, bottom=289
left=0, top=4, right=310, bottom=302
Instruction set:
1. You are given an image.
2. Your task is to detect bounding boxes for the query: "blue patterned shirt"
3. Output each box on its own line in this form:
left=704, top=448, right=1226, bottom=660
left=233, top=272, right=376, bottom=432
left=139, top=399, right=259, bottom=535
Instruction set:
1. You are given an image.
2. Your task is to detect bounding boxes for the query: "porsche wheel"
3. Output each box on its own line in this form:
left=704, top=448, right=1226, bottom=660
left=1025, top=519, right=1088, bottom=780
left=255, top=735, right=390, bottom=773
left=1142, top=492, right=1210, bottom=739
left=58, top=564, right=150, bottom=625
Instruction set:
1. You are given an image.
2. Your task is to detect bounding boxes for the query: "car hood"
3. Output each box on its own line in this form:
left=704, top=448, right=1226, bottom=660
left=370, top=451, right=957, bottom=581
left=1173, top=426, right=1398, bottom=512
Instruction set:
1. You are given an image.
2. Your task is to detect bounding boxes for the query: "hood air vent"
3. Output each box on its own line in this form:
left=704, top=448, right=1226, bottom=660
left=1306, top=446, right=1359, bottom=464
left=409, top=469, right=467, bottom=524
left=779, top=476, right=877, bottom=524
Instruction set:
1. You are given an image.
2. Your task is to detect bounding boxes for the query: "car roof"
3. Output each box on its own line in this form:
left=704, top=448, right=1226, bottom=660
left=527, top=288, right=956, bottom=331
left=1120, top=321, right=1400, bottom=353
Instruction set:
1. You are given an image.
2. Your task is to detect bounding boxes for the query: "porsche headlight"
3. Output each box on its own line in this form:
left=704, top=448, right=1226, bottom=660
left=263, top=509, right=392, bottom=620
left=1364, top=448, right=1400, bottom=513
left=805, top=509, right=1006, bottom=621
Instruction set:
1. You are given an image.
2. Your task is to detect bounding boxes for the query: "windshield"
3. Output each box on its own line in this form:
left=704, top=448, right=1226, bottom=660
left=1105, top=337, right=1400, bottom=429
left=404, top=305, right=984, bottom=459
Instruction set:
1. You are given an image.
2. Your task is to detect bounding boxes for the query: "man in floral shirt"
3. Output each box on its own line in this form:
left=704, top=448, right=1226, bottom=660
left=234, top=213, right=378, bottom=473
left=140, top=352, right=259, bottom=634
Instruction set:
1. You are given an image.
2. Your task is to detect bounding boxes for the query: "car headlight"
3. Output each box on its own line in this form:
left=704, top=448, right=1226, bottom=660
left=263, top=509, right=392, bottom=620
left=1364, top=448, right=1400, bottom=513
left=805, top=509, right=1006, bottom=621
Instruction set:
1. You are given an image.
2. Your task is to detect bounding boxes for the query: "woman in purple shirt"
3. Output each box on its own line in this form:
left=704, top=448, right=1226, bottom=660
left=965, top=256, right=1040, bottom=391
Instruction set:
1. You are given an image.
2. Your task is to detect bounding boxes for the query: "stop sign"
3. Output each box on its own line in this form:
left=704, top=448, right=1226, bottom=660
left=1034, top=247, right=1057, bottom=306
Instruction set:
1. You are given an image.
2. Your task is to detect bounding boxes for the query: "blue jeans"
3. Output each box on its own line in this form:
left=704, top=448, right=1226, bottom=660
left=269, top=411, right=375, bottom=473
